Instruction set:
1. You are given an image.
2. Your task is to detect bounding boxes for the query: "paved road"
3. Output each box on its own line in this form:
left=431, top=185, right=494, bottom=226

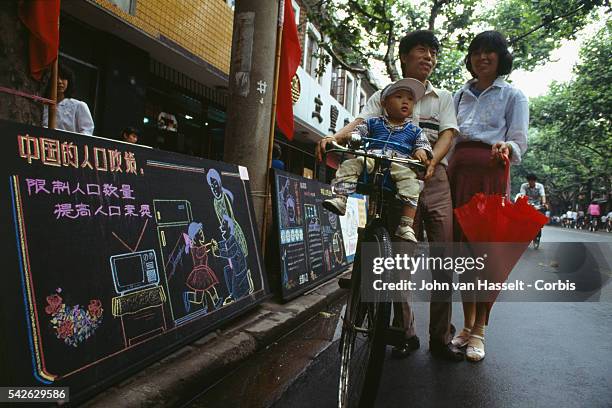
left=186, top=227, right=612, bottom=408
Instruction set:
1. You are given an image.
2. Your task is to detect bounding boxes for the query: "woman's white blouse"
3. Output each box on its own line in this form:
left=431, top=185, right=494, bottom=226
left=43, top=98, right=95, bottom=135
left=452, top=77, right=528, bottom=164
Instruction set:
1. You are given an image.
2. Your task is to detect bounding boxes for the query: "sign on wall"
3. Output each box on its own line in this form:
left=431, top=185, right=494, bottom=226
left=272, top=169, right=349, bottom=301
left=339, top=194, right=368, bottom=262
left=1, top=120, right=268, bottom=401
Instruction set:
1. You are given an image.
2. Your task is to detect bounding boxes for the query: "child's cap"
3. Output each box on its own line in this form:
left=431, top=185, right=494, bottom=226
left=380, top=78, right=426, bottom=102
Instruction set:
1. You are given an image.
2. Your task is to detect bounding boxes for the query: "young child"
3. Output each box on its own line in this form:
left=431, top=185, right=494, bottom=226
left=323, top=78, right=432, bottom=242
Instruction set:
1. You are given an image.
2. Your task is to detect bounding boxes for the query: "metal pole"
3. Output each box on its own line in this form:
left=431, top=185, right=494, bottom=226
left=224, top=0, right=280, bottom=238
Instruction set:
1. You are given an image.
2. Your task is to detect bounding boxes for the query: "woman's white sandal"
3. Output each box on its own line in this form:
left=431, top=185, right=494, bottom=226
left=466, top=334, right=485, bottom=362
left=451, top=328, right=471, bottom=348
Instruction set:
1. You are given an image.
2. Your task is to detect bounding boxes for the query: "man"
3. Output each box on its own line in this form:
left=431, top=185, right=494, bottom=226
left=316, top=30, right=461, bottom=361
left=121, top=126, right=140, bottom=144
left=519, top=174, right=547, bottom=239
left=519, top=174, right=546, bottom=208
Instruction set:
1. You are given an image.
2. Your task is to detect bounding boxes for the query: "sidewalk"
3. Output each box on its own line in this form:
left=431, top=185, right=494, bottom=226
left=83, top=272, right=349, bottom=408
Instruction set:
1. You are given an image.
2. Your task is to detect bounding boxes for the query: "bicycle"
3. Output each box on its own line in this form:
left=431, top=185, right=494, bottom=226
left=325, top=136, right=426, bottom=408
left=530, top=204, right=545, bottom=249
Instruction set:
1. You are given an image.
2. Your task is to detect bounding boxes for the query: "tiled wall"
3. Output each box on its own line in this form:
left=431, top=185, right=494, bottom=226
left=94, top=0, right=233, bottom=73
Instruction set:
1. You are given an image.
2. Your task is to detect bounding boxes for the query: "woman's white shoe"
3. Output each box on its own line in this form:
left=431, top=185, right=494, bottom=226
left=451, top=328, right=471, bottom=348
left=465, top=334, right=485, bottom=362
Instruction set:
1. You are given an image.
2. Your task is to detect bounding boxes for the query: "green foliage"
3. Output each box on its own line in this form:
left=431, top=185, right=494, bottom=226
left=512, top=20, right=611, bottom=211
left=309, top=0, right=607, bottom=88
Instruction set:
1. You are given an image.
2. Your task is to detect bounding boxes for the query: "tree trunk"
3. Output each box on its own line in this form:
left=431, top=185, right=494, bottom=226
left=0, top=2, right=47, bottom=125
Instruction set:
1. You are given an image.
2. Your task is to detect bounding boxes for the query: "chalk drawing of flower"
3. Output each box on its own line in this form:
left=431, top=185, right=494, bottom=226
left=45, top=294, right=63, bottom=315
left=45, top=289, right=104, bottom=347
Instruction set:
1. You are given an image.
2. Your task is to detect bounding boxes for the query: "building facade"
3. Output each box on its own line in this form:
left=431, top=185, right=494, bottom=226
left=58, top=0, right=374, bottom=179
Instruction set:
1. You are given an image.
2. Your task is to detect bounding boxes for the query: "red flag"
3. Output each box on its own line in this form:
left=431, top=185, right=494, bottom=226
left=18, top=0, right=60, bottom=81
left=276, top=0, right=301, bottom=140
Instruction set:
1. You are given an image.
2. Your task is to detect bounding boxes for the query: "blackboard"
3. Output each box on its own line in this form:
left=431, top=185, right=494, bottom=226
left=1, top=120, right=268, bottom=401
left=272, top=169, right=349, bottom=301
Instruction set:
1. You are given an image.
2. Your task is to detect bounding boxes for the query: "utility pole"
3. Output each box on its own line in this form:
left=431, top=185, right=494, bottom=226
left=224, top=0, right=279, bottom=237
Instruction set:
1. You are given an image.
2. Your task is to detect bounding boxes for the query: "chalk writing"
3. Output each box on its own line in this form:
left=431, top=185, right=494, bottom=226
left=18, top=134, right=139, bottom=174
left=53, top=204, right=152, bottom=219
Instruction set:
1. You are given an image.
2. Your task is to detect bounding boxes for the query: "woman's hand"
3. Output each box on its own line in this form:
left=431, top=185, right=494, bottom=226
left=491, top=141, right=512, bottom=163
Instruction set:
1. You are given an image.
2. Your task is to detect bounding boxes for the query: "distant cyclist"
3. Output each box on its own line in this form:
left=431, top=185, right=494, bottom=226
left=519, top=174, right=547, bottom=244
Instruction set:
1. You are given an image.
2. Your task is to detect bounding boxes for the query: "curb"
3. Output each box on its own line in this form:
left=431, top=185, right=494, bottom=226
left=83, top=271, right=349, bottom=408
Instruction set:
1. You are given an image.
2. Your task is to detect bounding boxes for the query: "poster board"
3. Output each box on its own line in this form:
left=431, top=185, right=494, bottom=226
left=272, top=169, right=349, bottom=301
left=339, top=194, right=368, bottom=263
left=1, top=120, right=268, bottom=401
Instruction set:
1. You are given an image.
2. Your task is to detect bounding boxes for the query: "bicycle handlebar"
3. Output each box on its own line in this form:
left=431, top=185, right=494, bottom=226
left=326, top=140, right=426, bottom=171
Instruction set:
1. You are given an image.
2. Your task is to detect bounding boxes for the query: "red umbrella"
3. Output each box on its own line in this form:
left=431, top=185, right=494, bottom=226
left=454, top=157, right=548, bottom=243
left=453, top=157, right=549, bottom=312
left=454, top=193, right=547, bottom=242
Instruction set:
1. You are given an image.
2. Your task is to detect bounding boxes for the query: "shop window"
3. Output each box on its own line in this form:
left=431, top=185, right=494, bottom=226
left=305, top=32, right=319, bottom=79
left=330, top=66, right=345, bottom=105
left=359, top=89, right=367, bottom=113
left=345, top=76, right=354, bottom=113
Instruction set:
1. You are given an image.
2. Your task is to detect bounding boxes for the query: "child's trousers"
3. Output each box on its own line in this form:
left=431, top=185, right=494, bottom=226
left=331, top=157, right=422, bottom=207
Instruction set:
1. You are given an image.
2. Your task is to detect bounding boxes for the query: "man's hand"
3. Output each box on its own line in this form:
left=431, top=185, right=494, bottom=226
left=491, top=141, right=512, bottom=163
left=424, top=158, right=438, bottom=180
left=315, top=136, right=336, bottom=162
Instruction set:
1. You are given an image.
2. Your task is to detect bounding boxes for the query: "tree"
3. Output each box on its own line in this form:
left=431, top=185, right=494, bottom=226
left=307, top=0, right=607, bottom=88
left=513, top=20, right=611, bottom=211
left=0, top=2, right=47, bottom=125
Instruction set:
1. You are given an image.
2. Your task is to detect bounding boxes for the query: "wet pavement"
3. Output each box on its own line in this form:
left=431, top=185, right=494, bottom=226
left=183, top=296, right=347, bottom=408
left=184, top=227, right=612, bottom=408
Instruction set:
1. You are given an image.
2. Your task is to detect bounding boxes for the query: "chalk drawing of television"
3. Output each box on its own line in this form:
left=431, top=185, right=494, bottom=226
left=110, top=250, right=160, bottom=295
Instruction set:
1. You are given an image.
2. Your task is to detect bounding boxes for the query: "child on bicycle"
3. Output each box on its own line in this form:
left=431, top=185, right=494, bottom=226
left=323, top=78, right=432, bottom=242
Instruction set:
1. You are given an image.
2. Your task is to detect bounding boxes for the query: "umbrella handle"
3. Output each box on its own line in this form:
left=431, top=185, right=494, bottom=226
left=503, top=155, right=510, bottom=199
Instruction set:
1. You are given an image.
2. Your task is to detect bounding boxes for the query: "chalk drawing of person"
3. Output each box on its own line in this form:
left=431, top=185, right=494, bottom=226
left=206, top=169, right=248, bottom=257
left=213, top=215, right=254, bottom=305
left=182, top=222, right=222, bottom=314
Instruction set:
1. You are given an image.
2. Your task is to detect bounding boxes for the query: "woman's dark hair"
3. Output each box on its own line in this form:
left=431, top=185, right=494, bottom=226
left=465, top=31, right=513, bottom=78
left=399, top=30, right=440, bottom=57
left=58, top=63, right=76, bottom=98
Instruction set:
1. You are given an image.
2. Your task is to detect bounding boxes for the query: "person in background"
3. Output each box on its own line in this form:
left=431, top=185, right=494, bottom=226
left=271, top=142, right=286, bottom=170
left=43, top=63, right=94, bottom=135
left=121, top=126, right=140, bottom=144
left=587, top=200, right=601, bottom=228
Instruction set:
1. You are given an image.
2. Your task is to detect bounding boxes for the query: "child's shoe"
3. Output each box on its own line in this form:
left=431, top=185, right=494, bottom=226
left=395, top=215, right=417, bottom=242
left=323, top=195, right=347, bottom=216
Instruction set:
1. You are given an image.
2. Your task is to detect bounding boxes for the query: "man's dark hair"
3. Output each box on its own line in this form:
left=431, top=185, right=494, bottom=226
left=526, top=173, right=537, bottom=181
left=122, top=126, right=141, bottom=138
left=399, top=30, right=440, bottom=56
left=58, top=63, right=76, bottom=98
left=273, top=142, right=282, bottom=159
left=465, top=31, right=513, bottom=77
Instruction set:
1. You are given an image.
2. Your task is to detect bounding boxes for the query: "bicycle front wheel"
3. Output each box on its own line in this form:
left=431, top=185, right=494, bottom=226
left=338, top=226, right=392, bottom=408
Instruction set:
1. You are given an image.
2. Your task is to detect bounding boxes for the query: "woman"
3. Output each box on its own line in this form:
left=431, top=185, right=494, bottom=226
left=448, top=31, right=528, bottom=362
left=43, top=63, right=95, bottom=135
